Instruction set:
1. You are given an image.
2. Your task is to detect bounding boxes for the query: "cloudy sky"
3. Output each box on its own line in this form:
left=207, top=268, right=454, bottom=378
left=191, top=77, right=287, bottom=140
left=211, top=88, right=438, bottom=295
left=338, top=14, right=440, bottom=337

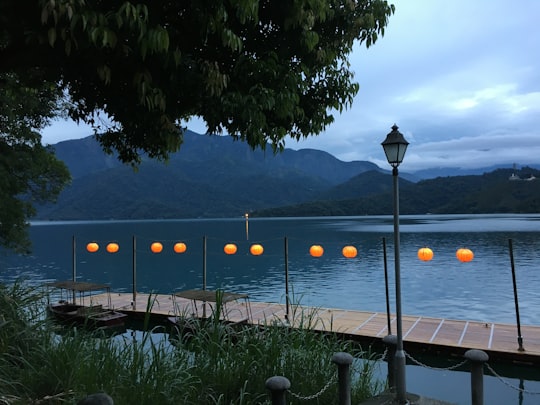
left=42, top=0, right=540, bottom=172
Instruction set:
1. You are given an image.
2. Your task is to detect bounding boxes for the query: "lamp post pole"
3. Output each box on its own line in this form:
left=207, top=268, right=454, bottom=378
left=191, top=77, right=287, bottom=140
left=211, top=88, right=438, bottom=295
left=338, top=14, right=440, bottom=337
left=392, top=164, right=407, bottom=403
left=382, top=124, right=409, bottom=404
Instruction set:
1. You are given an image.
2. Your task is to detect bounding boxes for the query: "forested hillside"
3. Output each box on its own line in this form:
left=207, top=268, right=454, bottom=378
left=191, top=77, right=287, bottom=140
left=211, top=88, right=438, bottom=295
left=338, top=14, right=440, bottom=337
left=253, top=168, right=540, bottom=217
left=36, top=134, right=539, bottom=220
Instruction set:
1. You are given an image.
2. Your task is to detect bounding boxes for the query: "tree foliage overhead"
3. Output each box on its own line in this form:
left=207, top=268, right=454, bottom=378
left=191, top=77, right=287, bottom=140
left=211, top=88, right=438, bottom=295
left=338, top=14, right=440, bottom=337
left=2, top=0, right=394, bottom=164
left=0, top=0, right=393, bottom=252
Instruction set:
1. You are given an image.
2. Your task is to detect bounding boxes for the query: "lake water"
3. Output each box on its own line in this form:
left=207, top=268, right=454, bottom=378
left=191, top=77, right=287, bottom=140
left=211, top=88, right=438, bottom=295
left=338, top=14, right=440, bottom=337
left=2, top=214, right=540, bottom=404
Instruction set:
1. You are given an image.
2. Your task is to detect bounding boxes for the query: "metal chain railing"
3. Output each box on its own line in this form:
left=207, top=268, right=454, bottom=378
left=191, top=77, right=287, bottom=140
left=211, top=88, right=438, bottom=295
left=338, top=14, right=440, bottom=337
left=405, top=351, right=468, bottom=371
left=288, top=371, right=337, bottom=401
left=485, top=363, right=540, bottom=396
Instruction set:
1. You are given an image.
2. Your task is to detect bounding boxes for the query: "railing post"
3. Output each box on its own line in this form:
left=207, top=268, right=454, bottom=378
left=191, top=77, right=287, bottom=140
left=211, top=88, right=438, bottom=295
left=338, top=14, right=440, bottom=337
left=265, top=376, right=291, bottom=405
left=382, top=334, right=397, bottom=390
left=464, top=349, right=489, bottom=405
left=332, top=352, right=354, bottom=405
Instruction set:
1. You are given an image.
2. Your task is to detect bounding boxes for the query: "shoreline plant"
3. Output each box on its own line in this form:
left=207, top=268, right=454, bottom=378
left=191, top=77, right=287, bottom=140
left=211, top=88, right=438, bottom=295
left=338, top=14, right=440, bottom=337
left=0, top=282, right=385, bottom=404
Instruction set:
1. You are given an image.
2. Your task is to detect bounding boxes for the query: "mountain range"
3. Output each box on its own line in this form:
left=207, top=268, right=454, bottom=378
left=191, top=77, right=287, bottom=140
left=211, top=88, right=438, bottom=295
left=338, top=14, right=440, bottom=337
left=36, top=131, right=540, bottom=220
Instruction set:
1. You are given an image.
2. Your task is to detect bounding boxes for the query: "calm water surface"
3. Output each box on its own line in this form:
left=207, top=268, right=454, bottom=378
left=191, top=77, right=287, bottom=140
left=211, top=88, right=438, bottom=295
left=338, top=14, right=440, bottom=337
left=1, top=214, right=540, bottom=404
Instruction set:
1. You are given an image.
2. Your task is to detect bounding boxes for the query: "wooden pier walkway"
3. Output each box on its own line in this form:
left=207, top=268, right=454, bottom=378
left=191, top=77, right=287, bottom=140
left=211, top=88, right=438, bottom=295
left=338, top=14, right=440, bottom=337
left=88, top=291, right=540, bottom=366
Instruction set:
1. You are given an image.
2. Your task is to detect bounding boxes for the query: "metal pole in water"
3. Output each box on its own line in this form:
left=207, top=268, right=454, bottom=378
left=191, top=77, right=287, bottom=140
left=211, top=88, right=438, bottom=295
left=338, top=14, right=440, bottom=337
left=72, top=235, right=76, bottom=303
left=203, top=235, right=207, bottom=318
left=509, top=238, right=525, bottom=351
left=382, top=237, right=392, bottom=335
left=284, top=237, right=290, bottom=321
left=245, top=213, right=249, bottom=240
left=203, top=235, right=207, bottom=290
left=132, top=235, right=137, bottom=310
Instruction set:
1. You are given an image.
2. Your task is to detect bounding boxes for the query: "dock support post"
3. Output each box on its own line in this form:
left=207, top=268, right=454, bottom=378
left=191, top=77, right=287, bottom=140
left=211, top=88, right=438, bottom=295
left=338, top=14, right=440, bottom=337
left=265, top=376, right=290, bottom=405
left=509, top=239, right=525, bottom=351
left=284, top=237, right=290, bottom=322
left=332, top=352, right=353, bottom=405
left=72, top=235, right=77, bottom=304
left=382, top=237, right=392, bottom=335
left=202, top=235, right=207, bottom=318
left=382, top=334, right=397, bottom=390
left=132, top=235, right=137, bottom=311
left=465, top=349, right=489, bottom=405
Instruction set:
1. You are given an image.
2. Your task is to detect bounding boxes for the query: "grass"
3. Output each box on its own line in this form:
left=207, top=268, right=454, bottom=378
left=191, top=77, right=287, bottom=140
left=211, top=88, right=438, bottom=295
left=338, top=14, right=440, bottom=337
left=0, top=283, right=385, bottom=404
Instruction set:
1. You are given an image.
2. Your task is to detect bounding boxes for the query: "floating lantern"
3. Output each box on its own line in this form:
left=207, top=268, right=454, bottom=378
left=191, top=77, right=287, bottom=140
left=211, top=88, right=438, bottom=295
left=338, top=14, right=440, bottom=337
left=174, top=242, right=187, bottom=254
left=224, top=243, right=238, bottom=255
left=250, top=244, right=264, bottom=256
left=86, top=242, right=99, bottom=253
left=417, top=247, right=434, bottom=261
left=151, top=242, right=163, bottom=253
left=456, top=248, right=474, bottom=262
left=106, top=242, right=119, bottom=253
left=342, top=245, right=358, bottom=258
left=309, top=245, right=324, bottom=257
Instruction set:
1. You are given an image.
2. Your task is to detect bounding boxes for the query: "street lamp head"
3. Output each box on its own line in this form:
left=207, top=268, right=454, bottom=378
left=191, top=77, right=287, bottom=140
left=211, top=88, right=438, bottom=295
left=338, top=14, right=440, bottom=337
left=382, top=124, right=409, bottom=168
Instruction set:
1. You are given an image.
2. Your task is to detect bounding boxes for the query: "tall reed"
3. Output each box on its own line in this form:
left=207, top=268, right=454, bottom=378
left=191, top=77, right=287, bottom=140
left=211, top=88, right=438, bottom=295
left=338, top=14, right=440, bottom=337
left=0, top=285, right=385, bottom=404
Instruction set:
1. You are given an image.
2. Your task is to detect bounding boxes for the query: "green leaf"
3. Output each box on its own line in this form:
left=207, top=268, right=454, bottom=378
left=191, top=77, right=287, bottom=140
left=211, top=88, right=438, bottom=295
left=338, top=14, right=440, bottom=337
left=47, top=28, right=57, bottom=47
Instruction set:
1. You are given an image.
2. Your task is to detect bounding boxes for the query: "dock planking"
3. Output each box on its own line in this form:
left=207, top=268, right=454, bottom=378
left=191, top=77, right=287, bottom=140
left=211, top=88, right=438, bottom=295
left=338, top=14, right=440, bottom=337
left=86, top=292, right=540, bottom=366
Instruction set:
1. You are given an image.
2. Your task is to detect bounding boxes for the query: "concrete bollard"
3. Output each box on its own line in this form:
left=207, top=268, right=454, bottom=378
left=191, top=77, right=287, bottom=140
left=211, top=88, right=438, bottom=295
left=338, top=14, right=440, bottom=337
left=77, top=392, right=114, bottom=405
left=332, top=352, right=354, bottom=405
left=464, top=349, right=489, bottom=405
left=265, top=376, right=291, bottom=405
left=382, top=334, right=397, bottom=390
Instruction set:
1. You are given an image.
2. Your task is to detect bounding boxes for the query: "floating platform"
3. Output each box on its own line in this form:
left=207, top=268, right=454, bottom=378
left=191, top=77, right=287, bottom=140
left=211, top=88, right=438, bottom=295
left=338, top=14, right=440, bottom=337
left=85, top=291, right=540, bottom=366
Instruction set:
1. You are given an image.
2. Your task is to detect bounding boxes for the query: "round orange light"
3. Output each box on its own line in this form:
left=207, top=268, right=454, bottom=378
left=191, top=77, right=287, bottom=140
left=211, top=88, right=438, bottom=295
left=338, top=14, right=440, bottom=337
left=342, top=245, right=358, bottom=258
left=456, top=248, right=474, bottom=262
left=86, top=242, right=99, bottom=253
left=151, top=242, right=163, bottom=253
left=106, top=242, right=119, bottom=253
left=250, top=244, right=264, bottom=256
left=174, top=242, right=187, bottom=254
left=224, top=243, right=238, bottom=255
left=309, top=245, right=324, bottom=257
left=418, top=247, right=434, bottom=261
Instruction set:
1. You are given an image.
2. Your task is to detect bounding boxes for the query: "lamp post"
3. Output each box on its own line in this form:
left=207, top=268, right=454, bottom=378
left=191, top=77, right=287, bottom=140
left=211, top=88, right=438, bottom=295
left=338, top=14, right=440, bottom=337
left=381, top=124, right=409, bottom=404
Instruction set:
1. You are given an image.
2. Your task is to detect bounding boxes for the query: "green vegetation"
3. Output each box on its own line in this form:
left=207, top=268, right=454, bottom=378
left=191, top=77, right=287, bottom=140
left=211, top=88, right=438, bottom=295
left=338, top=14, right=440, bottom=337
left=2, top=0, right=394, bottom=163
left=0, top=74, right=71, bottom=253
left=1, top=0, right=394, bottom=252
left=0, top=284, right=385, bottom=404
left=254, top=167, right=540, bottom=217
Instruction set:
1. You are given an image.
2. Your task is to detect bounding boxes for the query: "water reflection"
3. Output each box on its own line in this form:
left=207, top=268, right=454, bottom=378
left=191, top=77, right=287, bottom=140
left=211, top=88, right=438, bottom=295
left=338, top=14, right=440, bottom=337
left=3, top=214, right=540, bottom=404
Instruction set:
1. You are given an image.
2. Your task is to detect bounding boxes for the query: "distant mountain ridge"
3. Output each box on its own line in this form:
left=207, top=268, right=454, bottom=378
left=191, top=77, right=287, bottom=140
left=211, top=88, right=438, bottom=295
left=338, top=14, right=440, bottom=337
left=53, top=131, right=380, bottom=183
left=39, top=131, right=382, bottom=219
left=253, top=167, right=540, bottom=217
left=36, top=132, right=540, bottom=220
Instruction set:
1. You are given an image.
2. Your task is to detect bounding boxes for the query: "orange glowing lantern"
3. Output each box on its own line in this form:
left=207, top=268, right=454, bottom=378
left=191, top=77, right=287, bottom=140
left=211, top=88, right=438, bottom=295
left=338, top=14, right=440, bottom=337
left=342, top=245, right=358, bottom=258
left=417, top=247, right=434, bottom=261
left=224, top=243, right=238, bottom=255
left=106, top=242, right=119, bottom=253
left=174, top=242, right=187, bottom=254
left=456, top=248, right=474, bottom=262
left=309, top=245, right=324, bottom=257
left=151, top=242, right=163, bottom=253
left=250, top=244, right=264, bottom=256
left=86, top=242, right=99, bottom=253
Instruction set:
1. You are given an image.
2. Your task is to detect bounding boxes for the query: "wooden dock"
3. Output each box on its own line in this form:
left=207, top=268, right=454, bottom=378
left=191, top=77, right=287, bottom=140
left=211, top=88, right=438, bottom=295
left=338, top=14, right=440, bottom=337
left=86, top=291, right=540, bottom=367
